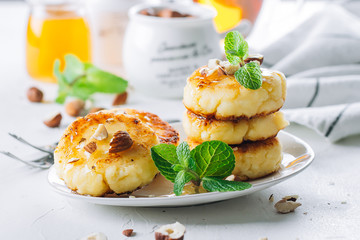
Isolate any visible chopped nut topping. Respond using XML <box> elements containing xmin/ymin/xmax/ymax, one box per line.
<box><xmin>109</xmin><ymin>131</ymin><xmax>133</xmax><ymax>153</ymax></box>
<box><xmin>92</xmin><ymin>124</ymin><xmax>108</xmax><ymax>141</ymax></box>
<box><xmin>84</xmin><ymin>141</ymin><xmax>97</xmax><ymax>154</ymax></box>
<box><xmin>68</xmin><ymin>158</ymin><xmax>80</xmax><ymax>163</ymax></box>
<box><xmin>244</xmin><ymin>54</ymin><xmax>264</xmax><ymax>65</ymax></box>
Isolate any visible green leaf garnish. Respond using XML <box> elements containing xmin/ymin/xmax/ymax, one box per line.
<box><xmin>202</xmin><ymin>176</ymin><xmax>252</xmax><ymax>192</ymax></box>
<box><xmin>234</xmin><ymin>61</ymin><xmax>262</xmax><ymax>90</ymax></box>
<box><xmin>224</xmin><ymin>31</ymin><xmax>262</xmax><ymax>90</ymax></box>
<box><xmin>151</xmin><ymin>140</ymin><xmax>252</xmax><ymax>196</ymax></box>
<box><xmin>53</xmin><ymin>54</ymin><xmax>128</xmax><ymax>104</ymax></box>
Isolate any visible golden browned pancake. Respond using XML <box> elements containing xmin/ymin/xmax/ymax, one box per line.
<box><xmin>183</xmin><ymin>67</ymin><xmax>286</xmax><ymax>120</ymax></box>
<box><xmin>54</xmin><ymin>110</ymin><xmax>177</xmax><ymax>197</ymax></box>
<box><xmin>108</xmin><ymin>108</ymin><xmax>179</xmax><ymax>145</ymax></box>
<box><xmin>183</xmin><ymin>110</ymin><xmax>288</xmax><ymax>144</ymax></box>
<box><xmin>187</xmin><ymin>137</ymin><xmax>282</xmax><ymax>180</ymax></box>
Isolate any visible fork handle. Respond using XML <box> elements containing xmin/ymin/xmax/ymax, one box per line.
<box><xmin>0</xmin><ymin>151</ymin><xmax>51</xmax><ymax>169</ymax></box>
<box><xmin>8</xmin><ymin>133</ymin><xmax>54</xmax><ymax>154</ymax></box>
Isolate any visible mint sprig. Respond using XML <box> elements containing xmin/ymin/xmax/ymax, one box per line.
<box><xmin>151</xmin><ymin>141</ymin><xmax>252</xmax><ymax>196</ymax></box>
<box><xmin>224</xmin><ymin>31</ymin><xmax>262</xmax><ymax>90</ymax></box>
<box><xmin>53</xmin><ymin>54</ymin><xmax>128</xmax><ymax>104</ymax></box>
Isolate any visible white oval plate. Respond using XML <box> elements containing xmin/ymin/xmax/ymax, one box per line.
<box><xmin>48</xmin><ymin>123</ymin><xmax>314</xmax><ymax>207</ymax></box>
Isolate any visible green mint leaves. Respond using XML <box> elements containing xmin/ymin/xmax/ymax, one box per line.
<box><xmin>151</xmin><ymin>141</ymin><xmax>252</xmax><ymax>196</ymax></box>
<box><xmin>224</xmin><ymin>31</ymin><xmax>262</xmax><ymax>90</ymax></box>
<box><xmin>53</xmin><ymin>54</ymin><xmax>128</xmax><ymax>104</ymax></box>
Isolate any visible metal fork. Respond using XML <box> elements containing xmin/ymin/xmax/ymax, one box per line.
<box><xmin>0</xmin><ymin>133</ymin><xmax>56</xmax><ymax>169</ymax></box>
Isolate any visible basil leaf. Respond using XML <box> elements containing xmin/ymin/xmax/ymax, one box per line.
<box><xmin>224</xmin><ymin>31</ymin><xmax>248</xmax><ymax>65</ymax></box>
<box><xmin>151</xmin><ymin>144</ymin><xmax>179</xmax><ymax>182</ymax></box>
<box><xmin>86</xmin><ymin>67</ymin><xmax>127</xmax><ymax>94</ymax></box>
<box><xmin>202</xmin><ymin>176</ymin><xmax>252</xmax><ymax>192</ymax></box>
<box><xmin>191</xmin><ymin>140</ymin><xmax>235</xmax><ymax>179</ymax></box>
<box><xmin>234</xmin><ymin>62</ymin><xmax>262</xmax><ymax>90</ymax></box>
<box><xmin>174</xmin><ymin>170</ymin><xmax>194</xmax><ymax>196</ymax></box>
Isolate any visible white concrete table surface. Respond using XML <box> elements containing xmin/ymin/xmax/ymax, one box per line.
<box><xmin>0</xmin><ymin>2</ymin><xmax>359</xmax><ymax>240</ymax></box>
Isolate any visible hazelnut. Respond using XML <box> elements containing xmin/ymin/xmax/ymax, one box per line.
<box><xmin>225</xmin><ymin>174</ymin><xmax>242</xmax><ymax>181</ymax></box>
<box><xmin>112</xmin><ymin>92</ymin><xmax>128</xmax><ymax>106</ymax></box>
<box><xmin>27</xmin><ymin>87</ymin><xmax>43</xmax><ymax>102</ymax></box>
<box><xmin>92</xmin><ymin>124</ymin><xmax>108</xmax><ymax>141</ymax></box>
<box><xmin>43</xmin><ymin>113</ymin><xmax>62</xmax><ymax>128</ymax></box>
<box><xmin>84</xmin><ymin>141</ymin><xmax>97</xmax><ymax>154</ymax></box>
<box><xmin>155</xmin><ymin>222</ymin><xmax>186</xmax><ymax>240</ymax></box>
<box><xmin>244</xmin><ymin>54</ymin><xmax>264</xmax><ymax>65</ymax></box>
<box><xmin>65</xmin><ymin>99</ymin><xmax>85</xmax><ymax>117</ymax></box>
<box><xmin>109</xmin><ymin>131</ymin><xmax>133</xmax><ymax>153</ymax></box>
<box><xmin>122</xmin><ymin>229</ymin><xmax>134</xmax><ymax>237</ymax></box>
<box><xmin>89</xmin><ymin>107</ymin><xmax>105</xmax><ymax>113</ymax></box>
<box><xmin>274</xmin><ymin>197</ymin><xmax>301</xmax><ymax>214</ymax></box>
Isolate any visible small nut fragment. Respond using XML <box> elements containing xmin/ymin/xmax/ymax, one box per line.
<box><xmin>122</xmin><ymin>229</ymin><xmax>134</xmax><ymax>237</ymax></box>
<box><xmin>65</xmin><ymin>99</ymin><xmax>85</xmax><ymax>117</ymax></box>
<box><xmin>92</xmin><ymin>124</ymin><xmax>108</xmax><ymax>141</ymax></box>
<box><xmin>155</xmin><ymin>222</ymin><xmax>186</xmax><ymax>240</ymax></box>
<box><xmin>269</xmin><ymin>194</ymin><xmax>274</xmax><ymax>202</ymax></box>
<box><xmin>44</xmin><ymin>113</ymin><xmax>62</xmax><ymax>128</ymax></box>
<box><xmin>275</xmin><ymin>198</ymin><xmax>301</xmax><ymax>214</ymax></box>
<box><xmin>109</xmin><ymin>131</ymin><xmax>133</xmax><ymax>153</ymax></box>
<box><xmin>27</xmin><ymin>87</ymin><xmax>43</xmax><ymax>102</ymax></box>
<box><xmin>199</xmin><ymin>67</ymin><xmax>209</xmax><ymax>76</ymax></box>
<box><xmin>283</xmin><ymin>195</ymin><xmax>299</xmax><ymax>202</ymax></box>
<box><xmin>244</xmin><ymin>54</ymin><xmax>264</xmax><ymax>65</ymax></box>
<box><xmin>80</xmin><ymin>232</ymin><xmax>108</xmax><ymax>240</ymax></box>
<box><xmin>84</xmin><ymin>141</ymin><xmax>97</xmax><ymax>154</ymax></box>
<box><xmin>217</xmin><ymin>67</ymin><xmax>226</xmax><ymax>76</ymax></box>
<box><xmin>207</xmin><ymin>58</ymin><xmax>221</xmax><ymax>69</ymax></box>
<box><xmin>68</xmin><ymin>158</ymin><xmax>80</xmax><ymax>163</ymax></box>
<box><xmin>112</xmin><ymin>92</ymin><xmax>128</xmax><ymax>106</ymax></box>
<box><xmin>89</xmin><ymin>107</ymin><xmax>105</xmax><ymax>113</ymax></box>
<box><xmin>225</xmin><ymin>174</ymin><xmax>242</xmax><ymax>181</ymax></box>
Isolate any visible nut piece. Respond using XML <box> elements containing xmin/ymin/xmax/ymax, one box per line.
<box><xmin>89</xmin><ymin>107</ymin><xmax>105</xmax><ymax>113</ymax></box>
<box><xmin>84</xmin><ymin>141</ymin><xmax>97</xmax><ymax>154</ymax></box>
<box><xmin>244</xmin><ymin>54</ymin><xmax>264</xmax><ymax>65</ymax></box>
<box><xmin>80</xmin><ymin>232</ymin><xmax>108</xmax><ymax>240</ymax></box>
<box><xmin>68</xmin><ymin>158</ymin><xmax>80</xmax><ymax>163</ymax></box>
<box><xmin>155</xmin><ymin>222</ymin><xmax>186</xmax><ymax>240</ymax></box>
<box><xmin>217</xmin><ymin>67</ymin><xmax>227</xmax><ymax>76</ymax></box>
<box><xmin>109</xmin><ymin>131</ymin><xmax>133</xmax><ymax>153</ymax></box>
<box><xmin>199</xmin><ymin>67</ymin><xmax>209</xmax><ymax>76</ymax></box>
<box><xmin>207</xmin><ymin>58</ymin><xmax>221</xmax><ymax>69</ymax></box>
<box><xmin>112</xmin><ymin>92</ymin><xmax>128</xmax><ymax>106</ymax></box>
<box><xmin>44</xmin><ymin>113</ymin><xmax>62</xmax><ymax>128</ymax></box>
<box><xmin>269</xmin><ymin>194</ymin><xmax>274</xmax><ymax>202</ymax></box>
<box><xmin>225</xmin><ymin>174</ymin><xmax>242</xmax><ymax>181</ymax></box>
<box><xmin>122</xmin><ymin>229</ymin><xmax>134</xmax><ymax>237</ymax></box>
<box><xmin>283</xmin><ymin>195</ymin><xmax>299</xmax><ymax>202</ymax></box>
<box><xmin>65</xmin><ymin>99</ymin><xmax>85</xmax><ymax>117</ymax></box>
<box><xmin>27</xmin><ymin>87</ymin><xmax>43</xmax><ymax>102</ymax></box>
<box><xmin>92</xmin><ymin>124</ymin><xmax>108</xmax><ymax>141</ymax></box>
<box><xmin>275</xmin><ymin>198</ymin><xmax>302</xmax><ymax>214</ymax></box>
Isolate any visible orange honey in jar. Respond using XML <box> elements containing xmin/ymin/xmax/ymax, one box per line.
<box><xmin>26</xmin><ymin>1</ymin><xmax>91</xmax><ymax>83</ymax></box>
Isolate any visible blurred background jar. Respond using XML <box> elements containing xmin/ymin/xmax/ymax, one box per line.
<box><xmin>26</xmin><ymin>0</ymin><xmax>91</xmax><ymax>83</ymax></box>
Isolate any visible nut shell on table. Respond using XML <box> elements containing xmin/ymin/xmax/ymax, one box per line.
<box><xmin>109</xmin><ymin>131</ymin><xmax>133</xmax><ymax>153</ymax></box>
<box><xmin>112</xmin><ymin>92</ymin><xmax>128</xmax><ymax>106</ymax></box>
<box><xmin>65</xmin><ymin>99</ymin><xmax>85</xmax><ymax>117</ymax></box>
<box><xmin>27</xmin><ymin>87</ymin><xmax>43</xmax><ymax>102</ymax></box>
<box><xmin>43</xmin><ymin>113</ymin><xmax>62</xmax><ymax>128</ymax></box>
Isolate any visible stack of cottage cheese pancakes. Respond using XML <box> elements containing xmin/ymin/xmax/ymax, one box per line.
<box><xmin>183</xmin><ymin>59</ymin><xmax>289</xmax><ymax>180</ymax></box>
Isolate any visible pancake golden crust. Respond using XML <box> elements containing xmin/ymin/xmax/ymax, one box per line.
<box><xmin>183</xmin><ymin>110</ymin><xmax>289</xmax><ymax>145</ymax></box>
<box><xmin>187</xmin><ymin>137</ymin><xmax>282</xmax><ymax>180</ymax></box>
<box><xmin>183</xmin><ymin>67</ymin><xmax>287</xmax><ymax>120</ymax></box>
<box><xmin>108</xmin><ymin>108</ymin><xmax>180</xmax><ymax>145</ymax></box>
<box><xmin>54</xmin><ymin>111</ymin><xmax>160</xmax><ymax>197</ymax></box>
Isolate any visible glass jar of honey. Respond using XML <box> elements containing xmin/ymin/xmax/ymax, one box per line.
<box><xmin>26</xmin><ymin>0</ymin><xmax>91</xmax><ymax>83</ymax></box>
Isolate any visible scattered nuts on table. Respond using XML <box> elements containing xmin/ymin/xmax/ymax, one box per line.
<box><xmin>122</xmin><ymin>229</ymin><xmax>134</xmax><ymax>237</ymax></box>
<box><xmin>109</xmin><ymin>131</ymin><xmax>133</xmax><ymax>153</ymax></box>
<box><xmin>65</xmin><ymin>99</ymin><xmax>85</xmax><ymax>117</ymax></box>
<box><xmin>27</xmin><ymin>86</ymin><xmax>43</xmax><ymax>102</ymax></box>
<box><xmin>112</xmin><ymin>92</ymin><xmax>128</xmax><ymax>106</ymax></box>
<box><xmin>43</xmin><ymin>112</ymin><xmax>62</xmax><ymax>128</ymax></box>
<box><xmin>80</xmin><ymin>232</ymin><xmax>108</xmax><ymax>240</ymax></box>
<box><xmin>155</xmin><ymin>222</ymin><xmax>186</xmax><ymax>240</ymax></box>
<box><xmin>274</xmin><ymin>195</ymin><xmax>302</xmax><ymax>214</ymax></box>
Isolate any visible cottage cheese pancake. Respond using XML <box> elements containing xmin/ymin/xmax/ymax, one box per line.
<box><xmin>187</xmin><ymin>137</ymin><xmax>282</xmax><ymax>180</ymax></box>
<box><xmin>54</xmin><ymin>110</ymin><xmax>172</xmax><ymax>197</ymax></box>
<box><xmin>183</xmin><ymin>67</ymin><xmax>286</xmax><ymax>120</ymax></box>
<box><xmin>183</xmin><ymin>110</ymin><xmax>288</xmax><ymax>144</ymax></box>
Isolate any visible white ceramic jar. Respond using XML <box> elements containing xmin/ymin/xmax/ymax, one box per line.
<box><xmin>123</xmin><ymin>3</ymin><xmax>221</xmax><ymax>98</ymax></box>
